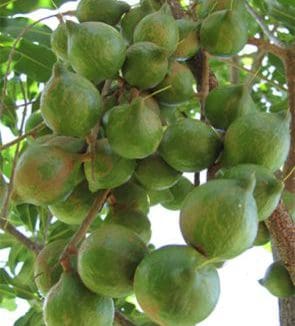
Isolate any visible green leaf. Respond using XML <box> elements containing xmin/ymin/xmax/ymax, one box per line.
<box><xmin>15</xmin><ymin>204</ymin><xmax>38</xmax><ymax>233</ymax></box>
<box><xmin>0</xmin><ymin>17</ymin><xmax>52</xmax><ymax>48</ymax></box>
<box><xmin>0</xmin><ymin>297</ymin><xmax>17</xmax><ymax>311</ymax></box>
<box><xmin>14</xmin><ymin>308</ymin><xmax>44</xmax><ymax>326</ymax></box>
<box><xmin>0</xmin><ymin>284</ymin><xmax>16</xmax><ymax>298</ymax></box>
<box><xmin>13</xmin><ymin>39</ymin><xmax>56</xmax><ymax>82</ymax></box>
<box><xmin>0</xmin><ymin>233</ymin><xmax>17</xmax><ymax>249</ymax></box>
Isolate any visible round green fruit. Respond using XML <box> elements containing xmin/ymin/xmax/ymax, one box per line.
<box><xmin>14</xmin><ymin>141</ymin><xmax>83</xmax><ymax>206</ymax></box>
<box><xmin>147</xmin><ymin>188</ymin><xmax>173</xmax><ymax>206</ymax></box>
<box><xmin>25</xmin><ymin>111</ymin><xmax>51</xmax><ymax>143</ymax></box>
<box><xmin>122</xmin><ymin>42</ymin><xmax>168</xmax><ymax>89</ymax></box>
<box><xmin>106</xmin><ymin>97</ymin><xmax>163</xmax><ymax>159</ymax></box>
<box><xmin>110</xmin><ymin>181</ymin><xmax>150</xmax><ymax>214</ymax></box>
<box><xmin>198</xmin><ymin>0</ymin><xmax>245</xmax><ymax>18</ymax></box>
<box><xmin>222</xmin><ymin>111</ymin><xmax>291</xmax><ymax>171</ymax></box>
<box><xmin>78</xmin><ymin>224</ymin><xmax>148</xmax><ymax>298</ymax></box>
<box><xmin>200</xmin><ymin>9</ymin><xmax>248</xmax><ymax>56</ymax></box>
<box><xmin>77</xmin><ymin>0</ymin><xmax>130</xmax><ymax>26</ymax></box>
<box><xmin>259</xmin><ymin>261</ymin><xmax>295</xmax><ymax>298</ymax></box>
<box><xmin>159</xmin><ymin>118</ymin><xmax>222</xmax><ymax>172</ymax></box>
<box><xmin>134</xmin><ymin>3</ymin><xmax>179</xmax><ymax>55</ymax></box>
<box><xmin>84</xmin><ymin>138</ymin><xmax>135</xmax><ymax>192</ymax></box>
<box><xmin>204</xmin><ymin>84</ymin><xmax>256</xmax><ymax>129</ymax></box>
<box><xmin>44</xmin><ymin>271</ymin><xmax>114</xmax><ymax>326</ymax></box>
<box><xmin>41</xmin><ymin>63</ymin><xmax>102</xmax><ymax>138</ymax></box>
<box><xmin>180</xmin><ymin>177</ymin><xmax>258</xmax><ymax>260</ymax></box>
<box><xmin>34</xmin><ymin>239</ymin><xmax>66</xmax><ymax>295</ymax></box>
<box><xmin>217</xmin><ymin>164</ymin><xmax>283</xmax><ymax>221</ymax></box>
<box><xmin>154</xmin><ymin>61</ymin><xmax>196</xmax><ymax>105</ymax></box>
<box><xmin>254</xmin><ymin>222</ymin><xmax>270</xmax><ymax>246</ymax></box>
<box><xmin>49</xmin><ymin>181</ymin><xmax>98</xmax><ymax>225</ymax></box>
<box><xmin>51</xmin><ymin>23</ymin><xmax>68</xmax><ymax>62</ymax></box>
<box><xmin>121</xmin><ymin>6</ymin><xmax>145</xmax><ymax>42</ymax></box>
<box><xmin>162</xmin><ymin>176</ymin><xmax>194</xmax><ymax>210</ymax></box>
<box><xmin>66</xmin><ymin>21</ymin><xmax>126</xmax><ymax>83</ymax></box>
<box><xmin>105</xmin><ymin>208</ymin><xmax>151</xmax><ymax>243</ymax></box>
<box><xmin>134</xmin><ymin>245</ymin><xmax>220</xmax><ymax>326</ymax></box>
<box><xmin>135</xmin><ymin>154</ymin><xmax>181</xmax><ymax>190</ymax></box>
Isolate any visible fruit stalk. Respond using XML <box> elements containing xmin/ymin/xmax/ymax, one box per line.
<box><xmin>59</xmin><ymin>189</ymin><xmax>111</xmax><ymax>271</ymax></box>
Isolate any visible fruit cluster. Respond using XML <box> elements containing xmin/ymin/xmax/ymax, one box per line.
<box><xmin>9</xmin><ymin>0</ymin><xmax>294</xmax><ymax>325</ymax></box>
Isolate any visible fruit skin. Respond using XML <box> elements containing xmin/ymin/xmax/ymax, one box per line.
<box><xmin>204</xmin><ymin>84</ymin><xmax>256</xmax><ymax>129</ymax></box>
<box><xmin>134</xmin><ymin>245</ymin><xmax>220</xmax><ymax>326</ymax></box>
<box><xmin>105</xmin><ymin>208</ymin><xmax>151</xmax><ymax>243</ymax></box>
<box><xmin>41</xmin><ymin>63</ymin><xmax>102</xmax><ymax>138</ymax></box>
<box><xmin>254</xmin><ymin>222</ymin><xmax>270</xmax><ymax>246</ymax></box>
<box><xmin>174</xmin><ymin>19</ymin><xmax>200</xmax><ymax>60</ymax></box>
<box><xmin>84</xmin><ymin>138</ymin><xmax>136</xmax><ymax>192</ymax></box>
<box><xmin>121</xmin><ymin>6</ymin><xmax>145</xmax><ymax>42</ymax></box>
<box><xmin>135</xmin><ymin>154</ymin><xmax>181</xmax><ymax>190</ymax></box>
<box><xmin>159</xmin><ymin>118</ymin><xmax>222</xmax><ymax>172</ymax></box>
<box><xmin>24</xmin><ymin>111</ymin><xmax>51</xmax><ymax>143</ymax></box>
<box><xmin>77</xmin><ymin>0</ymin><xmax>130</xmax><ymax>26</ymax></box>
<box><xmin>14</xmin><ymin>141</ymin><xmax>83</xmax><ymax>206</ymax></box>
<box><xmin>134</xmin><ymin>3</ymin><xmax>179</xmax><ymax>55</ymax></box>
<box><xmin>49</xmin><ymin>181</ymin><xmax>98</xmax><ymax>225</ymax></box>
<box><xmin>66</xmin><ymin>21</ymin><xmax>126</xmax><ymax>83</ymax></box>
<box><xmin>217</xmin><ymin>164</ymin><xmax>283</xmax><ymax>221</ymax></box>
<box><xmin>122</xmin><ymin>42</ymin><xmax>168</xmax><ymax>90</ymax></box>
<box><xmin>44</xmin><ymin>271</ymin><xmax>114</xmax><ymax>326</ymax></box>
<box><xmin>106</xmin><ymin>97</ymin><xmax>163</xmax><ymax>159</ymax></box>
<box><xmin>147</xmin><ymin>188</ymin><xmax>173</xmax><ymax>206</ymax></box>
<box><xmin>78</xmin><ymin>224</ymin><xmax>148</xmax><ymax>298</ymax></box>
<box><xmin>34</xmin><ymin>239</ymin><xmax>67</xmax><ymax>296</ymax></box>
<box><xmin>50</xmin><ymin>23</ymin><xmax>68</xmax><ymax>61</ymax></box>
<box><xmin>162</xmin><ymin>176</ymin><xmax>194</xmax><ymax>210</ymax></box>
<box><xmin>180</xmin><ymin>177</ymin><xmax>258</xmax><ymax>260</ymax></box>
<box><xmin>198</xmin><ymin>0</ymin><xmax>245</xmax><ymax>18</ymax></box>
<box><xmin>154</xmin><ymin>61</ymin><xmax>196</xmax><ymax>105</ymax></box>
<box><xmin>200</xmin><ymin>9</ymin><xmax>248</xmax><ymax>56</ymax></box>
<box><xmin>283</xmin><ymin>190</ymin><xmax>295</xmax><ymax>222</ymax></box>
<box><xmin>259</xmin><ymin>261</ymin><xmax>295</xmax><ymax>298</ymax></box>
<box><xmin>222</xmin><ymin>111</ymin><xmax>291</xmax><ymax>171</ymax></box>
<box><xmin>110</xmin><ymin>181</ymin><xmax>150</xmax><ymax>214</ymax></box>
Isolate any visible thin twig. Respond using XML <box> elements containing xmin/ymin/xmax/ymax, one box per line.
<box><xmin>0</xmin><ymin>122</ymin><xmax>45</xmax><ymax>152</ymax></box>
<box><xmin>247</xmin><ymin>37</ymin><xmax>286</xmax><ymax>59</ymax></box>
<box><xmin>59</xmin><ymin>189</ymin><xmax>111</xmax><ymax>271</ymax></box>
<box><xmin>0</xmin><ymin>10</ymin><xmax>76</xmax><ymax>119</ymax></box>
<box><xmin>114</xmin><ymin>311</ymin><xmax>136</xmax><ymax>326</ymax></box>
<box><xmin>245</xmin><ymin>2</ymin><xmax>286</xmax><ymax>49</ymax></box>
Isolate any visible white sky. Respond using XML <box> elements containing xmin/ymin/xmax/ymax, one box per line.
<box><xmin>0</xmin><ymin>1</ymin><xmax>280</xmax><ymax>325</ymax></box>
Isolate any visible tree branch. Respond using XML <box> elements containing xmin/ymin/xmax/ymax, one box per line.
<box><xmin>59</xmin><ymin>189</ymin><xmax>111</xmax><ymax>271</ymax></box>
<box><xmin>247</xmin><ymin>37</ymin><xmax>286</xmax><ymax>59</ymax></box>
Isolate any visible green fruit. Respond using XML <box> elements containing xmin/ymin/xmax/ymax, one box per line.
<box><xmin>84</xmin><ymin>138</ymin><xmax>135</xmax><ymax>192</ymax></box>
<box><xmin>49</xmin><ymin>181</ymin><xmax>99</xmax><ymax>225</ymax></box>
<box><xmin>174</xmin><ymin>19</ymin><xmax>200</xmax><ymax>60</ymax></box>
<box><xmin>24</xmin><ymin>111</ymin><xmax>51</xmax><ymax>143</ymax></box>
<box><xmin>162</xmin><ymin>176</ymin><xmax>194</xmax><ymax>210</ymax></box>
<box><xmin>154</xmin><ymin>61</ymin><xmax>195</xmax><ymax>105</ymax></box>
<box><xmin>135</xmin><ymin>154</ymin><xmax>181</xmax><ymax>190</ymax></box>
<box><xmin>105</xmin><ymin>208</ymin><xmax>151</xmax><ymax>243</ymax></box>
<box><xmin>41</xmin><ymin>64</ymin><xmax>102</xmax><ymax>138</ymax></box>
<box><xmin>159</xmin><ymin>105</ymin><xmax>183</xmax><ymax>125</ymax></box>
<box><xmin>217</xmin><ymin>164</ymin><xmax>283</xmax><ymax>221</ymax></box>
<box><xmin>134</xmin><ymin>3</ymin><xmax>179</xmax><ymax>55</ymax></box>
<box><xmin>78</xmin><ymin>224</ymin><xmax>148</xmax><ymax>298</ymax></box>
<box><xmin>200</xmin><ymin>9</ymin><xmax>248</xmax><ymax>56</ymax></box>
<box><xmin>222</xmin><ymin>111</ymin><xmax>291</xmax><ymax>171</ymax></box>
<box><xmin>282</xmin><ymin>190</ymin><xmax>295</xmax><ymax>222</ymax></box>
<box><xmin>204</xmin><ymin>84</ymin><xmax>256</xmax><ymax>129</ymax></box>
<box><xmin>34</xmin><ymin>239</ymin><xmax>66</xmax><ymax>295</ymax></box>
<box><xmin>180</xmin><ymin>177</ymin><xmax>258</xmax><ymax>260</ymax></box>
<box><xmin>106</xmin><ymin>97</ymin><xmax>163</xmax><ymax>159</ymax></box>
<box><xmin>134</xmin><ymin>245</ymin><xmax>220</xmax><ymax>326</ymax></box>
<box><xmin>122</xmin><ymin>42</ymin><xmax>168</xmax><ymax>89</ymax></box>
<box><xmin>110</xmin><ymin>181</ymin><xmax>150</xmax><ymax>214</ymax></box>
<box><xmin>259</xmin><ymin>261</ymin><xmax>295</xmax><ymax>298</ymax></box>
<box><xmin>159</xmin><ymin>118</ymin><xmax>222</xmax><ymax>172</ymax></box>
<box><xmin>14</xmin><ymin>141</ymin><xmax>83</xmax><ymax>206</ymax></box>
<box><xmin>44</xmin><ymin>271</ymin><xmax>114</xmax><ymax>326</ymax></box>
<box><xmin>198</xmin><ymin>0</ymin><xmax>245</xmax><ymax>18</ymax></box>
<box><xmin>66</xmin><ymin>21</ymin><xmax>126</xmax><ymax>83</ymax></box>
<box><xmin>147</xmin><ymin>188</ymin><xmax>173</xmax><ymax>206</ymax></box>
<box><xmin>77</xmin><ymin>0</ymin><xmax>130</xmax><ymax>26</ymax></box>
<box><xmin>121</xmin><ymin>6</ymin><xmax>145</xmax><ymax>42</ymax></box>
<box><xmin>51</xmin><ymin>23</ymin><xmax>68</xmax><ymax>61</ymax></box>
<box><xmin>254</xmin><ymin>222</ymin><xmax>270</xmax><ymax>246</ymax></box>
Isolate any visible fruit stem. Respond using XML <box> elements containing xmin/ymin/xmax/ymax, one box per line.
<box><xmin>143</xmin><ymin>85</ymin><xmax>172</xmax><ymax>101</ymax></box>
<box><xmin>283</xmin><ymin>166</ymin><xmax>295</xmax><ymax>183</ymax></box>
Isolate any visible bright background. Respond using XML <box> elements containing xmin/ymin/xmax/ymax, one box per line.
<box><xmin>0</xmin><ymin>0</ymin><xmax>280</xmax><ymax>325</ymax></box>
